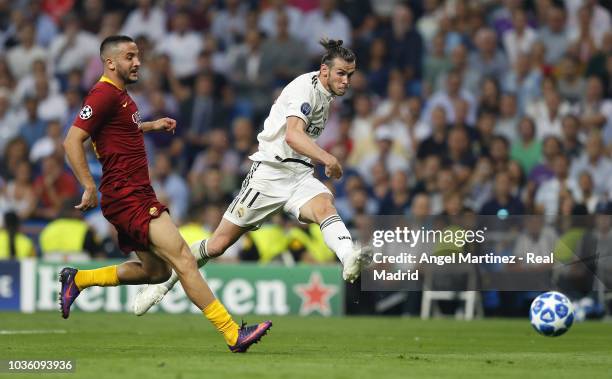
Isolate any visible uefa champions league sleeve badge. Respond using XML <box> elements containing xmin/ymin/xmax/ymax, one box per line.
<box><xmin>300</xmin><ymin>102</ymin><xmax>311</xmax><ymax>116</ymax></box>
<box><xmin>79</xmin><ymin>105</ymin><xmax>93</xmax><ymax>120</ymax></box>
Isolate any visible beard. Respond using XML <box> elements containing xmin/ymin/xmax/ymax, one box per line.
<box><xmin>118</xmin><ymin>67</ymin><xmax>138</xmax><ymax>84</ymax></box>
<box><xmin>326</xmin><ymin>76</ymin><xmax>348</xmax><ymax>96</ymax></box>
<box><xmin>330</xmin><ymin>84</ymin><xmax>345</xmax><ymax>96</ymax></box>
<box><xmin>325</xmin><ymin>76</ymin><xmax>342</xmax><ymax>96</ymax></box>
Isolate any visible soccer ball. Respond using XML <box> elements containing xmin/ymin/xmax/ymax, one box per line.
<box><xmin>530</xmin><ymin>291</ymin><xmax>574</xmax><ymax>337</ymax></box>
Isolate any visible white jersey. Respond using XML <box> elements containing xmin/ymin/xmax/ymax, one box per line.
<box><xmin>249</xmin><ymin>71</ymin><xmax>334</xmax><ymax>168</ymax></box>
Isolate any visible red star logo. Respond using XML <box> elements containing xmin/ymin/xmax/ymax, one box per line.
<box><xmin>293</xmin><ymin>272</ymin><xmax>338</xmax><ymax>316</ymax></box>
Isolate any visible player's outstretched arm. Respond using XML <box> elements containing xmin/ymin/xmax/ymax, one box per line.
<box><xmin>139</xmin><ymin>117</ymin><xmax>177</xmax><ymax>133</ymax></box>
<box><xmin>64</xmin><ymin>126</ymin><xmax>98</xmax><ymax>211</ymax></box>
<box><xmin>285</xmin><ymin>116</ymin><xmax>343</xmax><ymax>179</ymax></box>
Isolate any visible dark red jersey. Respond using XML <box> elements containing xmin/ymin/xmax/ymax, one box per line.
<box><xmin>73</xmin><ymin>77</ymin><xmax>149</xmax><ymax>193</ymax></box>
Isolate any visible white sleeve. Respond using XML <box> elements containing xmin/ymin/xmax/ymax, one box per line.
<box><xmin>285</xmin><ymin>79</ymin><xmax>315</xmax><ymax>125</ymax></box>
<box><xmin>120</xmin><ymin>12</ymin><xmax>138</xmax><ymax>38</ymax></box>
<box><xmin>534</xmin><ymin>182</ymin><xmax>547</xmax><ymax>207</ymax></box>
<box><xmin>155</xmin><ymin>37</ymin><xmax>171</xmax><ymax>55</ymax></box>
<box><xmin>48</xmin><ymin>36</ymin><xmax>63</xmax><ymax>64</ymax></box>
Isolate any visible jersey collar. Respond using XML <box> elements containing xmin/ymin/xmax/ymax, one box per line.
<box><xmin>99</xmin><ymin>75</ymin><xmax>124</xmax><ymax>91</ymax></box>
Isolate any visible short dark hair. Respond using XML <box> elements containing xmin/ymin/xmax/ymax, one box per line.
<box><xmin>492</xmin><ymin>135</ymin><xmax>510</xmax><ymax>148</ymax></box>
<box><xmin>320</xmin><ymin>39</ymin><xmax>356</xmax><ymax>68</ymax></box>
<box><xmin>100</xmin><ymin>35</ymin><xmax>134</xmax><ymax>58</ymax></box>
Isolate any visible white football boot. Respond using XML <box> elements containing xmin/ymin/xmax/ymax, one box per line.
<box><xmin>342</xmin><ymin>243</ymin><xmax>373</xmax><ymax>283</ymax></box>
<box><xmin>133</xmin><ymin>284</ymin><xmax>168</xmax><ymax>316</ymax></box>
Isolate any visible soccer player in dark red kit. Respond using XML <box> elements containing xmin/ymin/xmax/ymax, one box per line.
<box><xmin>60</xmin><ymin>35</ymin><xmax>271</xmax><ymax>353</ymax></box>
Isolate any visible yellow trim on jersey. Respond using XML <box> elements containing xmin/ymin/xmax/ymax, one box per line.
<box><xmin>91</xmin><ymin>141</ymin><xmax>100</xmax><ymax>159</ymax></box>
<box><xmin>99</xmin><ymin>75</ymin><xmax>123</xmax><ymax>90</ymax></box>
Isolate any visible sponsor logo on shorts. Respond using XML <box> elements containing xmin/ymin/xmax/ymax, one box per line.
<box><xmin>79</xmin><ymin>105</ymin><xmax>93</xmax><ymax>120</ymax></box>
<box><xmin>338</xmin><ymin>236</ymin><xmax>351</xmax><ymax>241</ymax></box>
<box><xmin>149</xmin><ymin>207</ymin><xmax>158</xmax><ymax>216</ymax></box>
<box><xmin>300</xmin><ymin>102</ymin><xmax>311</xmax><ymax>116</ymax></box>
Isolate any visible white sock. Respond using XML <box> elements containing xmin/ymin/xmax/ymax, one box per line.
<box><xmin>320</xmin><ymin>214</ymin><xmax>353</xmax><ymax>265</ymax></box>
<box><xmin>161</xmin><ymin>239</ymin><xmax>210</xmax><ymax>291</ymax></box>
<box><xmin>161</xmin><ymin>271</ymin><xmax>178</xmax><ymax>291</ymax></box>
<box><xmin>194</xmin><ymin>239</ymin><xmax>210</xmax><ymax>267</ymax></box>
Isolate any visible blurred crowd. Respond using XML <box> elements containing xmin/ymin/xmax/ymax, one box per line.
<box><xmin>0</xmin><ymin>0</ymin><xmax>611</xmax><ymax>261</ymax></box>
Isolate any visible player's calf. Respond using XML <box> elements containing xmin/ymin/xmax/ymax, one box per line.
<box><xmin>317</xmin><ymin>213</ymin><xmax>372</xmax><ymax>283</ymax></box>
<box><xmin>134</xmin><ymin>240</ymin><xmax>210</xmax><ymax>316</ymax></box>
<box><xmin>147</xmin><ymin>266</ymin><xmax>172</xmax><ymax>284</ymax></box>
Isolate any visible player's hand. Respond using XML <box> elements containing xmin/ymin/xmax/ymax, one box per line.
<box><xmin>324</xmin><ymin>156</ymin><xmax>343</xmax><ymax>180</ymax></box>
<box><xmin>75</xmin><ymin>186</ymin><xmax>98</xmax><ymax>211</ymax></box>
<box><xmin>155</xmin><ymin>117</ymin><xmax>177</xmax><ymax>133</ymax></box>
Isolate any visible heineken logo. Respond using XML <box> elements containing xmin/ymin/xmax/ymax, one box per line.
<box><xmin>293</xmin><ymin>272</ymin><xmax>339</xmax><ymax>316</ymax></box>
<box><xmin>23</xmin><ymin>262</ymin><xmax>343</xmax><ymax>316</ymax></box>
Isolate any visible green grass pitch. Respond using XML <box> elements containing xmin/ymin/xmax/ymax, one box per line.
<box><xmin>1</xmin><ymin>312</ymin><xmax>611</xmax><ymax>379</ymax></box>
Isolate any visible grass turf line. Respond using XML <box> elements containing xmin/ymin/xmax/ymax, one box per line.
<box><xmin>1</xmin><ymin>312</ymin><xmax>611</xmax><ymax>379</ymax></box>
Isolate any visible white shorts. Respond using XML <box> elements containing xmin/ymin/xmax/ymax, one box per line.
<box><xmin>223</xmin><ymin>160</ymin><xmax>332</xmax><ymax>228</ymax></box>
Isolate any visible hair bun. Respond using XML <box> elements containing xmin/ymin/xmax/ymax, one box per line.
<box><xmin>318</xmin><ymin>38</ymin><xmax>356</xmax><ymax>66</ymax></box>
<box><xmin>320</xmin><ymin>38</ymin><xmax>343</xmax><ymax>50</ymax></box>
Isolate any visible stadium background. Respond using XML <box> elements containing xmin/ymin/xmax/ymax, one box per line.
<box><xmin>0</xmin><ymin>0</ymin><xmax>611</xmax><ymax>319</ymax></box>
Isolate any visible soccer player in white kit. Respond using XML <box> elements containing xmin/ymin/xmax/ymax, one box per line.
<box><xmin>134</xmin><ymin>39</ymin><xmax>371</xmax><ymax>316</ymax></box>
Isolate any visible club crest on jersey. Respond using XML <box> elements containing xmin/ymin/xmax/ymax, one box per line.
<box><xmin>79</xmin><ymin>105</ymin><xmax>93</xmax><ymax>120</ymax></box>
<box><xmin>132</xmin><ymin>111</ymin><xmax>142</xmax><ymax>126</ymax></box>
<box><xmin>300</xmin><ymin>102</ymin><xmax>312</xmax><ymax>116</ymax></box>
